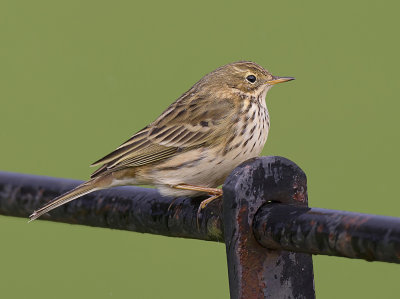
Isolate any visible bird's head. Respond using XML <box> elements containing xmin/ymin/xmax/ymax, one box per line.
<box><xmin>197</xmin><ymin>61</ymin><xmax>294</xmax><ymax>97</ymax></box>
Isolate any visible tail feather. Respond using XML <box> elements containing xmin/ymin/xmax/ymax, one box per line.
<box><xmin>29</xmin><ymin>178</ymin><xmax>106</xmax><ymax>222</ymax></box>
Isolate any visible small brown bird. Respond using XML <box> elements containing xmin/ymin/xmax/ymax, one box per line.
<box><xmin>29</xmin><ymin>61</ymin><xmax>294</xmax><ymax>221</ymax></box>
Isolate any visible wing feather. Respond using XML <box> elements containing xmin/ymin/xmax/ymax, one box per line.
<box><xmin>147</xmin><ymin>97</ymin><xmax>235</xmax><ymax>148</ymax></box>
<box><xmin>90</xmin><ymin>95</ymin><xmax>236</xmax><ymax>178</ymax></box>
<box><xmin>90</xmin><ymin>126</ymin><xmax>150</xmax><ymax>167</ymax></box>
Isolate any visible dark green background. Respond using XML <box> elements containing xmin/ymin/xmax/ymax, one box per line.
<box><xmin>1</xmin><ymin>1</ymin><xmax>399</xmax><ymax>298</ymax></box>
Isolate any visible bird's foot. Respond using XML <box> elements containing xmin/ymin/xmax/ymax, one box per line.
<box><xmin>171</xmin><ymin>184</ymin><xmax>223</xmax><ymax>229</ymax></box>
<box><xmin>167</xmin><ymin>197</ymin><xmax>179</xmax><ymax>211</ymax></box>
<box><xmin>196</xmin><ymin>194</ymin><xmax>222</xmax><ymax>229</ymax></box>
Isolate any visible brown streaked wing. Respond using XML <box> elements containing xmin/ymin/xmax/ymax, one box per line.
<box><xmin>107</xmin><ymin>143</ymin><xmax>180</xmax><ymax>168</ymax></box>
<box><xmin>90</xmin><ymin>126</ymin><xmax>150</xmax><ymax>167</ymax></box>
<box><xmin>148</xmin><ymin>97</ymin><xmax>235</xmax><ymax>148</ymax></box>
<box><xmin>90</xmin><ymin>141</ymin><xmax>182</xmax><ymax>177</ymax></box>
<box><xmin>90</xmin><ymin>164</ymin><xmax>108</xmax><ymax>178</ymax></box>
<box><xmin>90</xmin><ymin>95</ymin><xmax>236</xmax><ymax>176</ymax></box>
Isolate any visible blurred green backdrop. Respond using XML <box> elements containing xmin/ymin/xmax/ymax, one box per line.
<box><xmin>1</xmin><ymin>1</ymin><xmax>399</xmax><ymax>298</ymax></box>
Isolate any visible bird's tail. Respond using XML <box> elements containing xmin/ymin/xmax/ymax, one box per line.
<box><xmin>29</xmin><ymin>175</ymin><xmax>111</xmax><ymax>222</ymax></box>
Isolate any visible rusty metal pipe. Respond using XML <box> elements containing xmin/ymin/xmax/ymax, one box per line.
<box><xmin>1</xmin><ymin>170</ymin><xmax>400</xmax><ymax>266</ymax></box>
<box><xmin>0</xmin><ymin>171</ymin><xmax>224</xmax><ymax>242</ymax></box>
<box><xmin>253</xmin><ymin>203</ymin><xmax>400</xmax><ymax>264</ymax></box>
<box><xmin>223</xmin><ymin>156</ymin><xmax>315</xmax><ymax>299</ymax></box>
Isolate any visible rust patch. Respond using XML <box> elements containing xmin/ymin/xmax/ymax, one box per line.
<box><xmin>292</xmin><ymin>180</ymin><xmax>306</xmax><ymax>204</ymax></box>
<box><xmin>341</xmin><ymin>215</ymin><xmax>371</xmax><ymax>230</ymax></box>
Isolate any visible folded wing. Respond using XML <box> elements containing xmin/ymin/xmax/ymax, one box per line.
<box><xmin>90</xmin><ymin>96</ymin><xmax>235</xmax><ymax>178</ymax></box>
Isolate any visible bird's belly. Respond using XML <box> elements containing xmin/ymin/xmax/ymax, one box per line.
<box><xmin>148</xmin><ymin>117</ymin><xmax>269</xmax><ymax>197</ymax></box>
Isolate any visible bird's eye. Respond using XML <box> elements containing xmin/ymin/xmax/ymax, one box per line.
<box><xmin>246</xmin><ymin>75</ymin><xmax>256</xmax><ymax>83</ymax></box>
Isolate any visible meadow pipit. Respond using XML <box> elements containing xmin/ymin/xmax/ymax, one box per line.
<box><xmin>29</xmin><ymin>61</ymin><xmax>294</xmax><ymax>221</ymax></box>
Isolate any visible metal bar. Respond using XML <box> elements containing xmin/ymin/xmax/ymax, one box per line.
<box><xmin>253</xmin><ymin>203</ymin><xmax>400</xmax><ymax>264</ymax></box>
<box><xmin>1</xmin><ymin>157</ymin><xmax>400</xmax><ymax>266</ymax></box>
<box><xmin>0</xmin><ymin>171</ymin><xmax>223</xmax><ymax>242</ymax></box>
<box><xmin>222</xmin><ymin>156</ymin><xmax>315</xmax><ymax>299</ymax></box>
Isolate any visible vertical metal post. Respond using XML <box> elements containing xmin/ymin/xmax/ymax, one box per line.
<box><xmin>223</xmin><ymin>156</ymin><xmax>315</xmax><ymax>299</ymax></box>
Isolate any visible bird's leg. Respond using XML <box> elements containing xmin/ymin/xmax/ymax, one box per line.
<box><xmin>172</xmin><ymin>184</ymin><xmax>222</xmax><ymax>196</ymax></box>
<box><xmin>171</xmin><ymin>184</ymin><xmax>223</xmax><ymax>229</ymax></box>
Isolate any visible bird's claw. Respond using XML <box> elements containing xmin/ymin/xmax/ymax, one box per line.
<box><xmin>196</xmin><ymin>194</ymin><xmax>222</xmax><ymax>229</ymax></box>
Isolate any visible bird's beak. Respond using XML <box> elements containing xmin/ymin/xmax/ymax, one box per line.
<box><xmin>267</xmin><ymin>76</ymin><xmax>295</xmax><ymax>85</ymax></box>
